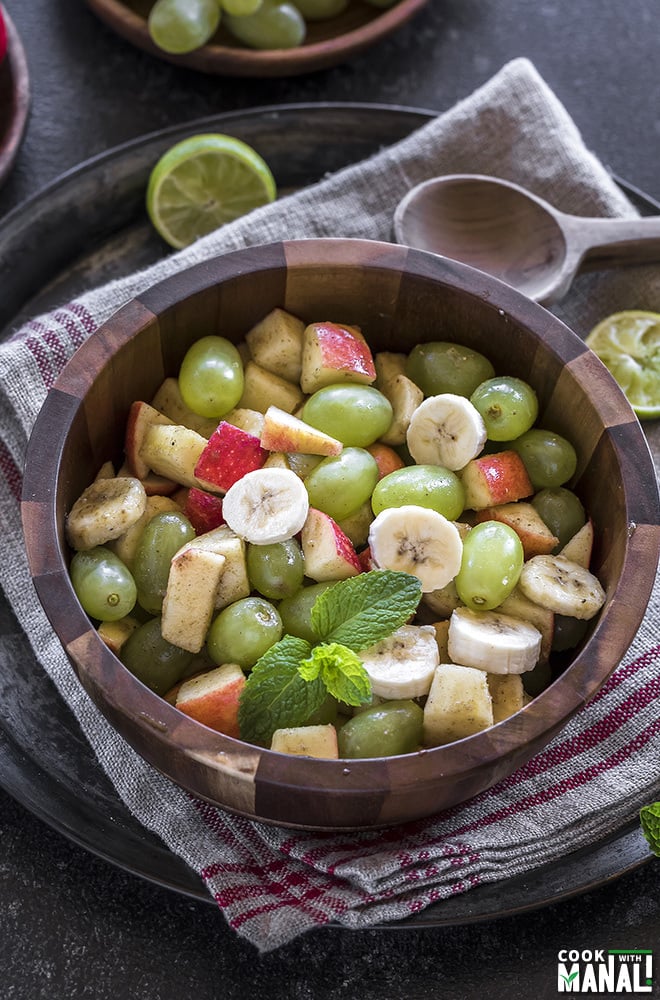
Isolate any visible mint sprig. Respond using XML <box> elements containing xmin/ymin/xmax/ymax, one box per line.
<box><xmin>299</xmin><ymin>643</ymin><xmax>372</xmax><ymax>707</ymax></box>
<box><xmin>311</xmin><ymin>570</ymin><xmax>422</xmax><ymax>651</ymax></box>
<box><xmin>640</xmin><ymin>801</ymin><xmax>660</xmax><ymax>856</ymax></box>
<box><xmin>238</xmin><ymin>635</ymin><xmax>327</xmax><ymax>747</ymax></box>
<box><xmin>238</xmin><ymin>570</ymin><xmax>423</xmax><ymax>747</ymax></box>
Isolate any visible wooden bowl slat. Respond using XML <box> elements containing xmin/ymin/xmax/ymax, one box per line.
<box><xmin>22</xmin><ymin>238</ymin><xmax>660</xmax><ymax>830</ymax></box>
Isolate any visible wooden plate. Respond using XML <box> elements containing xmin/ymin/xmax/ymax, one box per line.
<box><xmin>84</xmin><ymin>0</ymin><xmax>430</xmax><ymax>77</ymax></box>
<box><xmin>0</xmin><ymin>4</ymin><xmax>30</xmax><ymax>187</ymax></box>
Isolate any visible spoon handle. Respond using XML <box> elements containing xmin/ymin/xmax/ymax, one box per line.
<box><xmin>564</xmin><ymin>213</ymin><xmax>660</xmax><ymax>269</ymax></box>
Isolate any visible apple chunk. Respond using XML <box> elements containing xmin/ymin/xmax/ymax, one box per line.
<box><xmin>150</xmin><ymin>377</ymin><xmax>218</xmax><ymax>438</ymax></box>
<box><xmin>270</xmin><ymin>724</ymin><xmax>339</xmax><ymax>758</ymax></box>
<box><xmin>460</xmin><ymin>450</ymin><xmax>533</xmax><ymax>510</ymax></box>
<box><xmin>475</xmin><ymin>501</ymin><xmax>559</xmax><ymax>558</ymax></box>
<box><xmin>300</xmin><ymin>321</ymin><xmax>376</xmax><ymax>394</ymax></box>
<box><xmin>301</xmin><ymin>508</ymin><xmax>362</xmax><ymax>581</ymax></box>
<box><xmin>260</xmin><ymin>406</ymin><xmax>343</xmax><ymax>457</ymax></box>
<box><xmin>161</xmin><ymin>545</ymin><xmax>227</xmax><ymax>653</ymax></box>
<box><xmin>245</xmin><ymin>307</ymin><xmax>305</xmax><ymax>384</ymax></box>
<box><xmin>423</xmin><ymin>663</ymin><xmax>494</xmax><ymax>746</ymax></box>
<box><xmin>184</xmin><ymin>487</ymin><xmax>225</xmax><ymax>535</ymax></box>
<box><xmin>194</xmin><ymin>421</ymin><xmax>267</xmax><ymax>493</ymax></box>
<box><xmin>175</xmin><ymin>663</ymin><xmax>245</xmax><ymax>737</ymax></box>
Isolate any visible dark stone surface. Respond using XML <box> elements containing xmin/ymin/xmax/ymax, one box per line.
<box><xmin>1</xmin><ymin>0</ymin><xmax>660</xmax><ymax>995</ymax></box>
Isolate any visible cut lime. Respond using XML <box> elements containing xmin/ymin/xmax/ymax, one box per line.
<box><xmin>585</xmin><ymin>310</ymin><xmax>660</xmax><ymax>420</ymax></box>
<box><xmin>146</xmin><ymin>133</ymin><xmax>277</xmax><ymax>249</ymax></box>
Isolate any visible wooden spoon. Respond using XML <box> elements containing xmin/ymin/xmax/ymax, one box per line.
<box><xmin>393</xmin><ymin>173</ymin><xmax>660</xmax><ymax>304</ymax></box>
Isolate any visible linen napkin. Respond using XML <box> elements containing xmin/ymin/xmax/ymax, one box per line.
<box><xmin>1</xmin><ymin>57</ymin><xmax>659</xmax><ymax>953</ymax></box>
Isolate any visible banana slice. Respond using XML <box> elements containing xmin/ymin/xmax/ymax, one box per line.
<box><xmin>406</xmin><ymin>393</ymin><xmax>487</xmax><ymax>470</ymax></box>
<box><xmin>65</xmin><ymin>476</ymin><xmax>147</xmax><ymax>551</ymax></box>
<box><xmin>518</xmin><ymin>554</ymin><xmax>606</xmax><ymax>620</ymax></box>
<box><xmin>448</xmin><ymin>606</ymin><xmax>542</xmax><ymax>674</ymax></box>
<box><xmin>359</xmin><ymin>624</ymin><xmax>439</xmax><ymax>699</ymax></box>
<box><xmin>368</xmin><ymin>504</ymin><xmax>463</xmax><ymax>593</ymax></box>
<box><xmin>221</xmin><ymin>467</ymin><xmax>309</xmax><ymax>545</ymax></box>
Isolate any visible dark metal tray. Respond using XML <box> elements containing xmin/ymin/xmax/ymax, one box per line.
<box><xmin>0</xmin><ymin>102</ymin><xmax>654</xmax><ymax>926</ymax></box>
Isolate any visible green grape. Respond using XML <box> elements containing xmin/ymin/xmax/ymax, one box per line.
<box><xmin>371</xmin><ymin>464</ymin><xmax>465</xmax><ymax>520</ymax></box>
<box><xmin>178</xmin><ymin>335</ymin><xmax>244</xmax><ymax>418</ymax></box>
<box><xmin>338</xmin><ymin>700</ymin><xmax>423</xmax><ymax>758</ymax></box>
<box><xmin>552</xmin><ymin>614</ymin><xmax>590</xmax><ymax>652</ymax></box>
<box><xmin>277</xmin><ymin>581</ymin><xmax>334</xmax><ymax>642</ymax></box>
<box><xmin>406</xmin><ymin>342</ymin><xmax>495</xmax><ymax>398</ymax></box>
<box><xmin>221</xmin><ymin>0</ymin><xmax>263</xmax><ymax>14</ymax></box>
<box><xmin>455</xmin><ymin>520</ymin><xmax>524</xmax><ymax>610</ymax></box>
<box><xmin>293</xmin><ymin>0</ymin><xmax>349</xmax><ymax>17</ymax></box>
<box><xmin>148</xmin><ymin>0</ymin><xmax>221</xmax><ymax>54</ymax></box>
<box><xmin>207</xmin><ymin>596</ymin><xmax>282</xmax><ymax>669</ymax></box>
<box><xmin>132</xmin><ymin>511</ymin><xmax>196</xmax><ymax>615</ymax></box>
<box><xmin>224</xmin><ymin>0</ymin><xmax>306</xmax><ymax>49</ymax></box>
<box><xmin>509</xmin><ymin>428</ymin><xmax>577</xmax><ymax>489</ymax></box>
<box><xmin>304</xmin><ymin>447</ymin><xmax>379</xmax><ymax>521</ymax></box>
<box><xmin>70</xmin><ymin>546</ymin><xmax>137</xmax><ymax>622</ymax></box>
<box><xmin>470</xmin><ymin>376</ymin><xmax>538</xmax><ymax>441</ymax></box>
<box><xmin>532</xmin><ymin>487</ymin><xmax>586</xmax><ymax>550</ymax></box>
<box><xmin>121</xmin><ymin>617</ymin><xmax>194</xmax><ymax>695</ymax></box>
<box><xmin>246</xmin><ymin>538</ymin><xmax>304</xmax><ymax>599</ymax></box>
<box><xmin>302</xmin><ymin>384</ymin><xmax>393</xmax><ymax>448</ymax></box>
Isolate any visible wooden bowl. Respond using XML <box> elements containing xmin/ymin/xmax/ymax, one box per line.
<box><xmin>22</xmin><ymin>238</ymin><xmax>660</xmax><ymax>831</ymax></box>
<box><xmin>0</xmin><ymin>4</ymin><xmax>30</xmax><ymax>187</ymax></box>
<box><xmin>84</xmin><ymin>0</ymin><xmax>430</xmax><ymax>77</ymax></box>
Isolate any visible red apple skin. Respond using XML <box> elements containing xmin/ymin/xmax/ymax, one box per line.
<box><xmin>461</xmin><ymin>451</ymin><xmax>533</xmax><ymax>509</ymax></box>
<box><xmin>313</xmin><ymin>322</ymin><xmax>375</xmax><ymax>378</ymax></box>
<box><xmin>175</xmin><ymin>665</ymin><xmax>245</xmax><ymax>738</ymax></box>
<box><xmin>194</xmin><ymin>421</ymin><xmax>267</xmax><ymax>492</ymax></box>
<box><xmin>358</xmin><ymin>545</ymin><xmax>375</xmax><ymax>571</ymax></box>
<box><xmin>301</xmin><ymin>322</ymin><xmax>377</xmax><ymax>392</ymax></box>
<box><xmin>302</xmin><ymin>508</ymin><xmax>362</xmax><ymax>580</ymax></box>
<box><xmin>185</xmin><ymin>487</ymin><xmax>225</xmax><ymax>535</ymax></box>
<box><xmin>260</xmin><ymin>406</ymin><xmax>342</xmax><ymax>456</ymax></box>
<box><xmin>124</xmin><ymin>400</ymin><xmax>177</xmax><ymax>494</ymax></box>
<box><xmin>367</xmin><ymin>442</ymin><xmax>406</xmax><ymax>479</ymax></box>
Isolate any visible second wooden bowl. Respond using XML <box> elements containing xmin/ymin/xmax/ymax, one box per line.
<box><xmin>22</xmin><ymin>238</ymin><xmax>660</xmax><ymax>830</ymax></box>
<box><xmin>84</xmin><ymin>0</ymin><xmax>430</xmax><ymax>77</ymax></box>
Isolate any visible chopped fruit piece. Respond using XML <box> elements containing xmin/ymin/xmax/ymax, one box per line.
<box><xmin>194</xmin><ymin>421</ymin><xmax>267</xmax><ymax>493</ymax></box>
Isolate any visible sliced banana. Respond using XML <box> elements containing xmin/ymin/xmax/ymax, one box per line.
<box><xmin>448</xmin><ymin>606</ymin><xmax>542</xmax><ymax>674</ymax></box>
<box><xmin>221</xmin><ymin>467</ymin><xmax>309</xmax><ymax>545</ymax></box>
<box><xmin>518</xmin><ymin>554</ymin><xmax>606</xmax><ymax>620</ymax></box>
<box><xmin>368</xmin><ymin>504</ymin><xmax>463</xmax><ymax>593</ymax></box>
<box><xmin>406</xmin><ymin>393</ymin><xmax>487</xmax><ymax>471</ymax></box>
<box><xmin>65</xmin><ymin>476</ymin><xmax>147</xmax><ymax>551</ymax></box>
<box><xmin>359</xmin><ymin>624</ymin><xmax>439</xmax><ymax>699</ymax></box>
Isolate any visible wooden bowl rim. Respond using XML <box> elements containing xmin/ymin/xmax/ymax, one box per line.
<box><xmin>0</xmin><ymin>4</ymin><xmax>30</xmax><ymax>188</ymax></box>
<box><xmin>83</xmin><ymin>0</ymin><xmax>430</xmax><ymax>77</ymax></box>
<box><xmin>22</xmin><ymin>238</ymin><xmax>660</xmax><ymax>825</ymax></box>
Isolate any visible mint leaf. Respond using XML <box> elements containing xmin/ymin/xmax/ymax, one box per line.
<box><xmin>298</xmin><ymin>642</ymin><xmax>372</xmax><ymax>707</ymax></box>
<box><xmin>640</xmin><ymin>801</ymin><xmax>660</xmax><ymax>856</ymax></box>
<box><xmin>311</xmin><ymin>570</ymin><xmax>422</xmax><ymax>652</ymax></box>
<box><xmin>238</xmin><ymin>635</ymin><xmax>327</xmax><ymax>747</ymax></box>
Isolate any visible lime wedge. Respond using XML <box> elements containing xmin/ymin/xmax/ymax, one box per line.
<box><xmin>585</xmin><ymin>310</ymin><xmax>660</xmax><ymax>420</ymax></box>
<box><xmin>146</xmin><ymin>133</ymin><xmax>277</xmax><ymax>249</ymax></box>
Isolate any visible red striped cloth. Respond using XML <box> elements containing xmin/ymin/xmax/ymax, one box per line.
<box><xmin>0</xmin><ymin>59</ymin><xmax>658</xmax><ymax>951</ymax></box>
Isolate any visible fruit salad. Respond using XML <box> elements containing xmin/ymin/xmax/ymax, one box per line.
<box><xmin>65</xmin><ymin>309</ymin><xmax>606</xmax><ymax>759</ymax></box>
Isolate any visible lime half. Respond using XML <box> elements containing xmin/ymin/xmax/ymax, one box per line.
<box><xmin>585</xmin><ymin>310</ymin><xmax>660</xmax><ymax>420</ymax></box>
<box><xmin>146</xmin><ymin>133</ymin><xmax>277</xmax><ymax>249</ymax></box>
